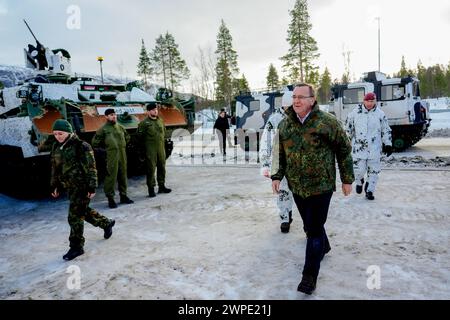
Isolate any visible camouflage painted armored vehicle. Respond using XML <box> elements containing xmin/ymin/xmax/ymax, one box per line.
<box><xmin>0</xmin><ymin>22</ymin><xmax>194</xmax><ymax>199</ymax></box>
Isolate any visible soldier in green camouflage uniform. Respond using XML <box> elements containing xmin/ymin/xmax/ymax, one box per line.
<box><xmin>92</xmin><ymin>108</ymin><xmax>133</xmax><ymax>208</ymax></box>
<box><xmin>51</xmin><ymin>119</ymin><xmax>115</xmax><ymax>261</ymax></box>
<box><xmin>136</xmin><ymin>103</ymin><xmax>172</xmax><ymax>197</ymax></box>
<box><xmin>271</xmin><ymin>83</ymin><xmax>354</xmax><ymax>295</ymax></box>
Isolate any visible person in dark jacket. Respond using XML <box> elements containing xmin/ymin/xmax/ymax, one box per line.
<box><xmin>213</xmin><ymin>110</ymin><xmax>230</xmax><ymax>155</ymax></box>
<box><xmin>50</xmin><ymin>119</ymin><xmax>115</xmax><ymax>261</ymax></box>
<box><xmin>271</xmin><ymin>83</ymin><xmax>354</xmax><ymax>295</ymax></box>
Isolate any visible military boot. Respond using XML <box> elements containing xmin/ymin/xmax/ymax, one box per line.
<box><xmin>108</xmin><ymin>197</ymin><xmax>118</xmax><ymax>209</ymax></box>
<box><xmin>148</xmin><ymin>188</ymin><xmax>156</xmax><ymax>198</ymax></box>
<box><xmin>356</xmin><ymin>178</ymin><xmax>364</xmax><ymax>194</ymax></box>
<box><xmin>63</xmin><ymin>247</ymin><xmax>84</xmax><ymax>261</ymax></box>
<box><xmin>280</xmin><ymin>211</ymin><xmax>293</xmax><ymax>233</ymax></box>
<box><xmin>297</xmin><ymin>274</ymin><xmax>317</xmax><ymax>295</ymax></box>
<box><xmin>120</xmin><ymin>195</ymin><xmax>134</xmax><ymax>204</ymax></box>
<box><xmin>104</xmin><ymin>219</ymin><xmax>115</xmax><ymax>239</ymax></box>
<box><xmin>365</xmin><ymin>191</ymin><xmax>375</xmax><ymax>200</ymax></box>
<box><xmin>323</xmin><ymin>242</ymin><xmax>331</xmax><ymax>255</ymax></box>
<box><xmin>158</xmin><ymin>185</ymin><xmax>172</xmax><ymax>194</ymax></box>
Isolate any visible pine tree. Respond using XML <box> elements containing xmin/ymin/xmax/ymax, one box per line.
<box><xmin>215</xmin><ymin>19</ymin><xmax>239</xmax><ymax>108</ymax></box>
<box><xmin>164</xmin><ymin>32</ymin><xmax>190</xmax><ymax>92</ymax></box>
<box><xmin>341</xmin><ymin>73</ymin><xmax>350</xmax><ymax>84</ymax></box>
<box><xmin>151</xmin><ymin>33</ymin><xmax>190</xmax><ymax>91</ymax></box>
<box><xmin>280</xmin><ymin>0</ymin><xmax>319</xmax><ymax>83</ymax></box>
<box><xmin>445</xmin><ymin>62</ymin><xmax>450</xmax><ymax>96</ymax></box>
<box><xmin>151</xmin><ymin>35</ymin><xmax>168</xmax><ymax>88</ymax></box>
<box><xmin>416</xmin><ymin>60</ymin><xmax>429</xmax><ymax>98</ymax></box>
<box><xmin>306</xmin><ymin>69</ymin><xmax>320</xmax><ymax>89</ymax></box>
<box><xmin>137</xmin><ymin>39</ymin><xmax>152</xmax><ymax>87</ymax></box>
<box><xmin>395</xmin><ymin>56</ymin><xmax>415</xmax><ymax>78</ymax></box>
<box><xmin>266</xmin><ymin>64</ymin><xmax>280</xmax><ymax>91</ymax></box>
<box><xmin>433</xmin><ymin>64</ymin><xmax>447</xmax><ymax>97</ymax></box>
<box><xmin>317</xmin><ymin>67</ymin><xmax>332</xmax><ymax>104</ymax></box>
<box><xmin>233</xmin><ymin>74</ymin><xmax>250</xmax><ymax>96</ymax></box>
<box><xmin>281</xmin><ymin>77</ymin><xmax>290</xmax><ymax>86</ymax></box>
<box><xmin>399</xmin><ymin>56</ymin><xmax>408</xmax><ymax>78</ymax></box>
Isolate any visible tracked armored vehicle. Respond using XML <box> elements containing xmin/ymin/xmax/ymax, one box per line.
<box><xmin>0</xmin><ymin>21</ymin><xmax>195</xmax><ymax>199</ymax></box>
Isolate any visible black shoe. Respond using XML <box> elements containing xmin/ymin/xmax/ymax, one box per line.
<box><xmin>364</xmin><ymin>182</ymin><xmax>369</xmax><ymax>193</ymax></box>
<box><xmin>120</xmin><ymin>195</ymin><xmax>134</xmax><ymax>204</ymax></box>
<box><xmin>323</xmin><ymin>242</ymin><xmax>331</xmax><ymax>255</ymax></box>
<box><xmin>108</xmin><ymin>197</ymin><xmax>118</xmax><ymax>209</ymax></box>
<box><xmin>104</xmin><ymin>219</ymin><xmax>115</xmax><ymax>239</ymax></box>
<box><xmin>63</xmin><ymin>248</ymin><xmax>84</xmax><ymax>261</ymax></box>
<box><xmin>297</xmin><ymin>274</ymin><xmax>317</xmax><ymax>295</ymax></box>
<box><xmin>158</xmin><ymin>186</ymin><xmax>172</xmax><ymax>194</ymax></box>
<box><xmin>148</xmin><ymin>188</ymin><xmax>156</xmax><ymax>198</ymax></box>
<box><xmin>365</xmin><ymin>191</ymin><xmax>375</xmax><ymax>200</ymax></box>
<box><xmin>280</xmin><ymin>222</ymin><xmax>290</xmax><ymax>233</ymax></box>
<box><xmin>356</xmin><ymin>185</ymin><xmax>362</xmax><ymax>194</ymax></box>
<box><xmin>356</xmin><ymin>179</ymin><xmax>364</xmax><ymax>194</ymax></box>
<box><xmin>280</xmin><ymin>211</ymin><xmax>293</xmax><ymax>233</ymax></box>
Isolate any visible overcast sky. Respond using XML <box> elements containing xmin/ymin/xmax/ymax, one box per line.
<box><xmin>1</xmin><ymin>0</ymin><xmax>449</xmax><ymax>91</ymax></box>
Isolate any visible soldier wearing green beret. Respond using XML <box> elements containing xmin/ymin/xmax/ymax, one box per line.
<box><xmin>51</xmin><ymin>119</ymin><xmax>115</xmax><ymax>261</ymax></box>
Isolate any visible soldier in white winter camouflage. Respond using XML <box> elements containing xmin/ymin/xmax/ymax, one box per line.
<box><xmin>345</xmin><ymin>92</ymin><xmax>393</xmax><ymax>200</ymax></box>
<box><xmin>260</xmin><ymin>90</ymin><xmax>294</xmax><ymax>233</ymax></box>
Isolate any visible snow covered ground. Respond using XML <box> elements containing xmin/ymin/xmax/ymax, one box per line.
<box><xmin>0</xmin><ymin>136</ymin><xmax>449</xmax><ymax>300</ymax></box>
<box><xmin>428</xmin><ymin>110</ymin><xmax>450</xmax><ymax>131</ymax></box>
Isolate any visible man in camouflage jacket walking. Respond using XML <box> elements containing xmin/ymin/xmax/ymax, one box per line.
<box><xmin>51</xmin><ymin>119</ymin><xmax>115</xmax><ymax>261</ymax></box>
<box><xmin>271</xmin><ymin>83</ymin><xmax>354</xmax><ymax>294</ymax></box>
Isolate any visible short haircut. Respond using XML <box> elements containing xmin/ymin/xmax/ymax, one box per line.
<box><xmin>294</xmin><ymin>83</ymin><xmax>316</xmax><ymax>97</ymax></box>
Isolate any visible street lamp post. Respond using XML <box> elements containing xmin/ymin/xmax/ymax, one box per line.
<box><xmin>375</xmin><ymin>17</ymin><xmax>381</xmax><ymax>72</ymax></box>
<box><xmin>97</xmin><ymin>56</ymin><xmax>104</xmax><ymax>84</ymax></box>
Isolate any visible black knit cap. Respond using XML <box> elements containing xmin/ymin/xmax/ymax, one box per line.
<box><xmin>104</xmin><ymin>108</ymin><xmax>116</xmax><ymax>116</ymax></box>
<box><xmin>146</xmin><ymin>102</ymin><xmax>157</xmax><ymax>111</ymax></box>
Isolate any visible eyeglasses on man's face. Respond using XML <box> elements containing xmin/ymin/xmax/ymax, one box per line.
<box><xmin>292</xmin><ymin>95</ymin><xmax>313</xmax><ymax>100</ymax></box>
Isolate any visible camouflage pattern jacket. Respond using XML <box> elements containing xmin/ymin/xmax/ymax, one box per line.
<box><xmin>271</xmin><ymin>104</ymin><xmax>354</xmax><ymax>198</ymax></box>
<box><xmin>50</xmin><ymin>134</ymin><xmax>98</xmax><ymax>193</ymax></box>
<box><xmin>260</xmin><ymin>108</ymin><xmax>286</xmax><ymax>175</ymax></box>
<box><xmin>345</xmin><ymin>105</ymin><xmax>392</xmax><ymax>160</ymax></box>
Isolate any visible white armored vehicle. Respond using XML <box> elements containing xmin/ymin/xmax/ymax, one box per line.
<box><xmin>329</xmin><ymin>71</ymin><xmax>431</xmax><ymax>150</ymax></box>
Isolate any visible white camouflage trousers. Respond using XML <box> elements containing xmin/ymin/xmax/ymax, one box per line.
<box><xmin>353</xmin><ymin>158</ymin><xmax>382</xmax><ymax>193</ymax></box>
<box><xmin>278</xmin><ymin>177</ymin><xmax>293</xmax><ymax>223</ymax></box>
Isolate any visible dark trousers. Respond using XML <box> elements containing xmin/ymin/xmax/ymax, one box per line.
<box><xmin>293</xmin><ymin>192</ymin><xmax>333</xmax><ymax>279</ymax></box>
<box><xmin>216</xmin><ymin>130</ymin><xmax>227</xmax><ymax>155</ymax></box>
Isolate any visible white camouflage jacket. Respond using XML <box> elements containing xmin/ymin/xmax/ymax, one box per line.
<box><xmin>345</xmin><ymin>104</ymin><xmax>392</xmax><ymax>160</ymax></box>
<box><xmin>260</xmin><ymin>108</ymin><xmax>286</xmax><ymax>175</ymax></box>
